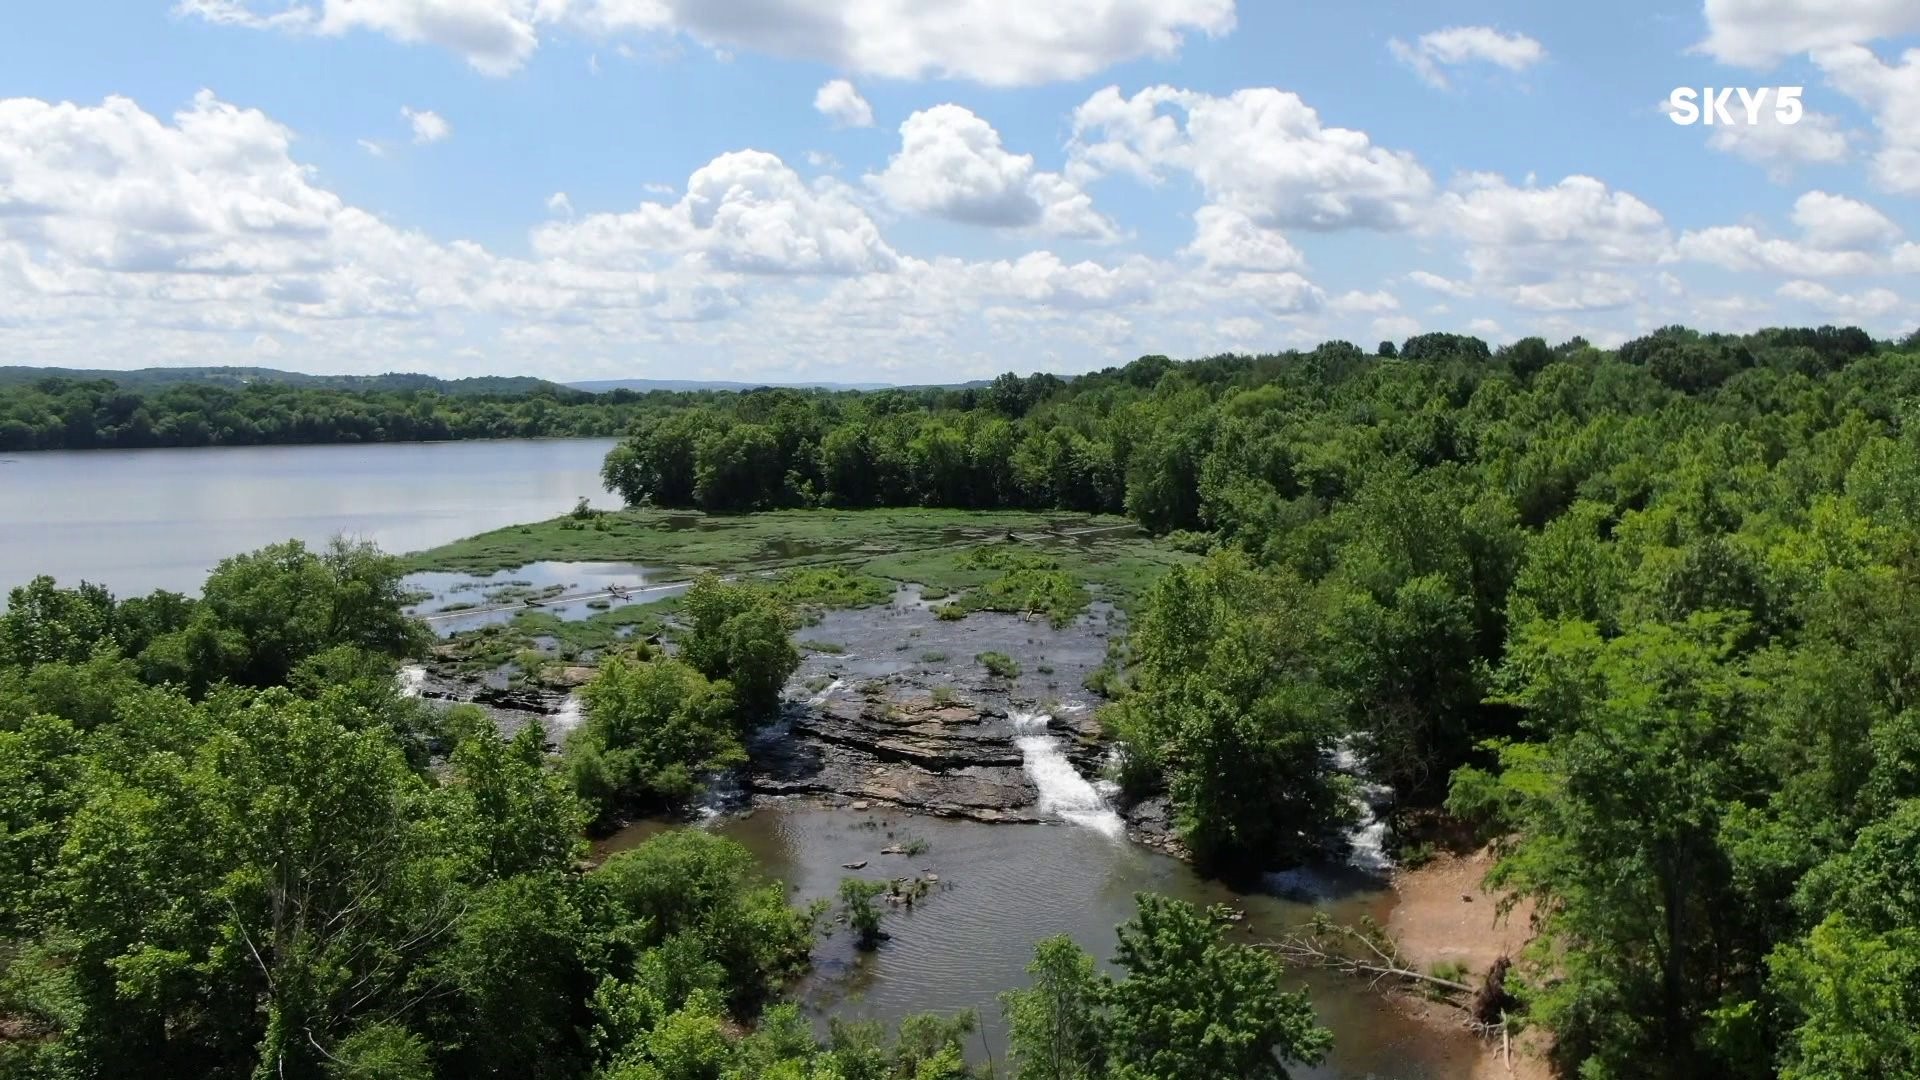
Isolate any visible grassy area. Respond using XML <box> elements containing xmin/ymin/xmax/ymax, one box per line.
<box><xmin>418</xmin><ymin>508</ymin><xmax>1193</xmax><ymax>683</ymax></box>
<box><xmin>409</xmin><ymin>507</ymin><xmax>1126</xmax><ymax>575</ymax></box>
<box><xmin>862</xmin><ymin>536</ymin><xmax>1191</xmax><ymax>613</ymax></box>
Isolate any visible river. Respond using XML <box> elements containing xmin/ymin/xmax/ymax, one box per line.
<box><xmin>3</xmin><ymin>437</ymin><xmax>1482</xmax><ymax>1077</ymax></box>
<box><xmin>600</xmin><ymin>804</ymin><xmax>1478</xmax><ymax>1079</ymax></box>
<box><xmin>0</xmin><ymin>438</ymin><xmax>619</xmax><ymax>596</ymax></box>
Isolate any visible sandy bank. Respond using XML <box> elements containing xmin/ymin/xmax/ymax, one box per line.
<box><xmin>1388</xmin><ymin>848</ymin><xmax>1552</xmax><ymax>1080</ymax></box>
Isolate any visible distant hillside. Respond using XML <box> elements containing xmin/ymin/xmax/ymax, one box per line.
<box><xmin>568</xmin><ymin>377</ymin><xmax>996</xmax><ymax>393</ymax></box>
<box><xmin>567</xmin><ymin>378</ymin><xmax>897</xmax><ymax>392</ymax></box>
<box><xmin>0</xmin><ymin>366</ymin><xmax>568</xmax><ymax>397</ymax></box>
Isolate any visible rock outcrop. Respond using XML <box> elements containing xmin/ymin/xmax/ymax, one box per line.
<box><xmin>749</xmin><ymin>688</ymin><xmax>1043</xmax><ymax>822</ymax></box>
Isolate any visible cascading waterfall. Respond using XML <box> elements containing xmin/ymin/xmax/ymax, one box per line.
<box><xmin>397</xmin><ymin>664</ymin><xmax>426</xmax><ymax>698</ymax></box>
<box><xmin>1009</xmin><ymin>711</ymin><xmax>1124</xmax><ymax>838</ymax></box>
<box><xmin>1332</xmin><ymin>739</ymin><xmax>1393</xmax><ymax>874</ymax></box>
<box><xmin>548</xmin><ymin>694</ymin><xmax>584</xmax><ymax>736</ymax></box>
<box><xmin>807</xmin><ymin>678</ymin><xmax>845</xmax><ymax>707</ymax></box>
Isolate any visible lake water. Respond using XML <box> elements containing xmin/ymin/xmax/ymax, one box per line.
<box><xmin>0</xmin><ymin>438</ymin><xmax>620</xmax><ymax>596</ymax></box>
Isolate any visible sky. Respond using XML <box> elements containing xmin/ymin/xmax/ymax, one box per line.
<box><xmin>2</xmin><ymin>1</ymin><xmax>1919</xmax><ymax>384</ymax></box>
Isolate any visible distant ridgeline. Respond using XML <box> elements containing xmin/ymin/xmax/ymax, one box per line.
<box><xmin>0</xmin><ymin>365</ymin><xmax>989</xmax><ymax>451</ymax></box>
<box><xmin>0</xmin><ymin>326</ymin><xmax>1894</xmax><ymax>452</ymax></box>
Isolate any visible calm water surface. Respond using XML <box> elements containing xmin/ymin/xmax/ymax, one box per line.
<box><xmin>602</xmin><ymin>805</ymin><xmax>1481</xmax><ymax>1080</ymax></box>
<box><xmin>2</xmin><ymin>437</ymin><xmax>1483</xmax><ymax>1076</ymax></box>
<box><xmin>0</xmin><ymin>438</ymin><xmax>619</xmax><ymax>595</ymax></box>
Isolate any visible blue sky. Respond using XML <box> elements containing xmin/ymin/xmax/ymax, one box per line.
<box><xmin>1</xmin><ymin>1</ymin><xmax>1917</xmax><ymax>383</ymax></box>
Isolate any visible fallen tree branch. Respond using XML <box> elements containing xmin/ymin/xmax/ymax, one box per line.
<box><xmin>1262</xmin><ymin>924</ymin><xmax>1474</xmax><ymax>996</ymax></box>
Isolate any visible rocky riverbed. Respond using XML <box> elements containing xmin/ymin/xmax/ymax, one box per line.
<box><xmin>414</xmin><ymin>582</ymin><xmax>1181</xmax><ymax>848</ymax></box>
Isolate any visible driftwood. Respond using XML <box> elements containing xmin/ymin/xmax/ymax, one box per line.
<box><xmin>1264</xmin><ymin>914</ymin><xmax>1516</xmax><ymax>1039</ymax></box>
<box><xmin>1263</xmin><ymin>915</ymin><xmax>1473</xmax><ymax>997</ymax></box>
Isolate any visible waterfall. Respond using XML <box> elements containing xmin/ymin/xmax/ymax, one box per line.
<box><xmin>548</xmin><ymin>694</ymin><xmax>585</xmax><ymax>736</ymax></box>
<box><xmin>807</xmin><ymin>678</ymin><xmax>845</xmax><ymax>706</ymax></box>
<box><xmin>397</xmin><ymin>664</ymin><xmax>426</xmax><ymax>698</ymax></box>
<box><xmin>1010</xmin><ymin>711</ymin><xmax>1124</xmax><ymax>838</ymax></box>
<box><xmin>1332</xmin><ymin>740</ymin><xmax>1394</xmax><ymax>874</ymax></box>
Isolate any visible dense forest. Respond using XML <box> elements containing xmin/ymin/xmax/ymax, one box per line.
<box><xmin>0</xmin><ymin>542</ymin><xmax>1328</xmax><ymax>1080</ymax></box>
<box><xmin>0</xmin><ymin>377</ymin><xmax>651</xmax><ymax>451</ymax></box>
<box><xmin>597</xmin><ymin>323</ymin><xmax>1920</xmax><ymax>1077</ymax></box>
<box><xmin>10</xmin><ymin>320</ymin><xmax>1920</xmax><ymax>1077</ymax></box>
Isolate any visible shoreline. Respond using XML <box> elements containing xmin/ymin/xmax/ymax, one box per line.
<box><xmin>1386</xmin><ymin>848</ymin><xmax>1551</xmax><ymax>1080</ymax></box>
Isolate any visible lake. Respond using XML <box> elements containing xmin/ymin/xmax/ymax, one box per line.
<box><xmin>0</xmin><ymin>438</ymin><xmax>620</xmax><ymax>596</ymax></box>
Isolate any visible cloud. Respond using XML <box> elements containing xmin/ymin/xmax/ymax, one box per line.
<box><xmin>1407</xmin><ymin>270</ymin><xmax>1474</xmax><ymax>297</ymax></box>
<box><xmin>175</xmin><ymin>0</ymin><xmax>541</xmax><ymax>76</ymax></box>
<box><xmin>867</xmin><ymin>105</ymin><xmax>1116</xmax><ymax>240</ymax></box>
<box><xmin>1070</xmin><ymin>85</ymin><xmax>1434</xmax><ymax>231</ymax></box>
<box><xmin>1776</xmin><ymin>280</ymin><xmax>1906</xmax><ymax>320</ymax></box>
<box><xmin>401</xmin><ymin>106</ymin><xmax>450</xmax><ymax>144</ymax></box>
<box><xmin>1330</xmin><ymin>289</ymin><xmax>1399</xmax><ymax>314</ymax></box>
<box><xmin>1698</xmin><ymin>0</ymin><xmax>1920</xmax><ymax>67</ymax></box>
<box><xmin>1704</xmin><ymin>106</ymin><xmax>1853</xmax><ymax>179</ymax></box>
<box><xmin>1388</xmin><ymin>26</ymin><xmax>1545</xmax><ymax>89</ymax></box>
<box><xmin>1814</xmin><ymin>45</ymin><xmax>1920</xmax><ymax>196</ymax></box>
<box><xmin>1674</xmin><ymin>191</ymin><xmax>1900</xmax><ymax>276</ymax></box>
<box><xmin>1438</xmin><ymin>173</ymin><xmax>1668</xmax><ymax>310</ymax></box>
<box><xmin>1791</xmin><ymin>190</ymin><xmax>1899</xmax><ymax>250</ymax></box>
<box><xmin>177</xmin><ymin>0</ymin><xmax>1237</xmax><ymax>85</ymax></box>
<box><xmin>813</xmin><ymin>79</ymin><xmax>873</xmax><ymax>128</ymax></box>
<box><xmin>1181</xmin><ymin>205</ymin><xmax>1303</xmax><ymax>272</ymax></box>
<box><xmin>536</xmin><ymin>150</ymin><xmax>899</xmax><ymax>275</ymax></box>
<box><xmin>546</xmin><ymin>191</ymin><xmax>573</xmax><ymax>217</ymax></box>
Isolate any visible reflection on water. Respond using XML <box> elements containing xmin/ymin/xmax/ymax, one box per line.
<box><xmin>0</xmin><ymin>438</ymin><xmax>619</xmax><ymax>595</ymax></box>
<box><xmin>404</xmin><ymin>560</ymin><xmax>672</xmax><ymax>635</ymax></box>
<box><xmin>599</xmin><ymin>804</ymin><xmax>1480</xmax><ymax>1079</ymax></box>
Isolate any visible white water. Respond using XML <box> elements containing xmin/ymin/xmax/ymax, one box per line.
<box><xmin>548</xmin><ymin>694</ymin><xmax>585</xmax><ymax>736</ymax></box>
<box><xmin>1333</xmin><ymin>740</ymin><xmax>1394</xmax><ymax>874</ymax></box>
<box><xmin>397</xmin><ymin>664</ymin><xmax>426</xmax><ymax>698</ymax></box>
<box><xmin>1010</xmin><ymin>711</ymin><xmax>1125</xmax><ymax>839</ymax></box>
<box><xmin>806</xmin><ymin>678</ymin><xmax>846</xmax><ymax>707</ymax></box>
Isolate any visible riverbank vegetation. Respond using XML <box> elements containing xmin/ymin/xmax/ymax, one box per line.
<box><xmin>0</xmin><ymin>375</ymin><xmax>654</xmax><ymax>451</ymax></box>
<box><xmin>0</xmin><ymin>540</ymin><xmax>1328</xmax><ymax>1079</ymax></box>
<box><xmin>594</xmin><ymin>323</ymin><xmax>1920</xmax><ymax>1077</ymax></box>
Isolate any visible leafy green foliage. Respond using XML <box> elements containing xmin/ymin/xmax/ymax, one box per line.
<box><xmin>567</xmin><ymin>656</ymin><xmax>743</xmax><ymax>822</ymax></box>
<box><xmin>1106</xmin><ymin>553</ymin><xmax>1342</xmax><ymax>869</ymax></box>
<box><xmin>975</xmin><ymin>651</ymin><xmax>1021</xmax><ymax>679</ymax></box>
<box><xmin>679</xmin><ymin>576</ymin><xmax>800</xmax><ymax>718</ymax></box>
<box><xmin>998</xmin><ymin>897</ymin><xmax>1330</xmax><ymax>1080</ymax></box>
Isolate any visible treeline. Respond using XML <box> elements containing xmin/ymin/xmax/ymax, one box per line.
<box><xmin>599</xmin><ymin>325</ymin><xmax>1893</xmax><ymax>515</ymax></box>
<box><xmin>0</xmin><ymin>544</ymin><xmax>1334</xmax><ymax>1079</ymax></box>
<box><xmin>0</xmin><ymin>378</ymin><xmax>658</xmax><ymax>451</ymax></box>
<box><xmin>604</xmin><ymin>322</ymin><xmax>1920</xmax><ymax>1077</ymax></box>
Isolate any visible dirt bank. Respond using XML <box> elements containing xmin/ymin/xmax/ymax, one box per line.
<box><xmin>1388</xmin><ymin>848</ymin><xmax>1551</xmax><ymax>1080</ymax></box>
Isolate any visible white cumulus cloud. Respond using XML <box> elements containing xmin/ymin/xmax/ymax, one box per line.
<box><xmin>177</xmin><ymin>0</ymin><xmax>1238</xmax><ymax>85</ymax></box>
<box><xmin>868</xmin><ymin>105</ymin><xmax>1116</xmax><ymax>239</ymax></box>
<box><xmin>813</xmin><ymin>79</ymin><xmax>873</xmax><ymax>128</ymax></box>
<box><xmin>1069</xmin><ymin>84</ymin><xmax>1434</xmax><ymax>231</ymax></box>
<box><xmin>1699</xmin><ymin>0</ymin><xmax>1920</xmax><ymax>67</ymax></box>
<box><xmin>1814</xmin><ymin>45</ymin><xmax>1920</xmax><ymax>196</ymax></box>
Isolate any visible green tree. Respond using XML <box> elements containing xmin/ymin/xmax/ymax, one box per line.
<box><xmin>1104</xmin><ymin>895</ymin><xmax>1331</xmax><ymax>1080</ymax></box>
<box><xmin>568</xmin><ymin>656</ymin><xmax>744</xmax><ymax>819</ymax></box>
<box><xmin>1000</xmin><ymin>935</ymin><xmax>1103</xmax><ymax>1080</ymax></box>
<box><xmin>679</xmin><ymin>577</ymin><xmax>799</xmax><ymax>718</ymax></box>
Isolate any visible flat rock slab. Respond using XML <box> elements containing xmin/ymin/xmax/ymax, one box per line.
<box><xmin>750</xmin><ymin>692</ymin><xmax>1042</xmax><ymax>821</ymax></box>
